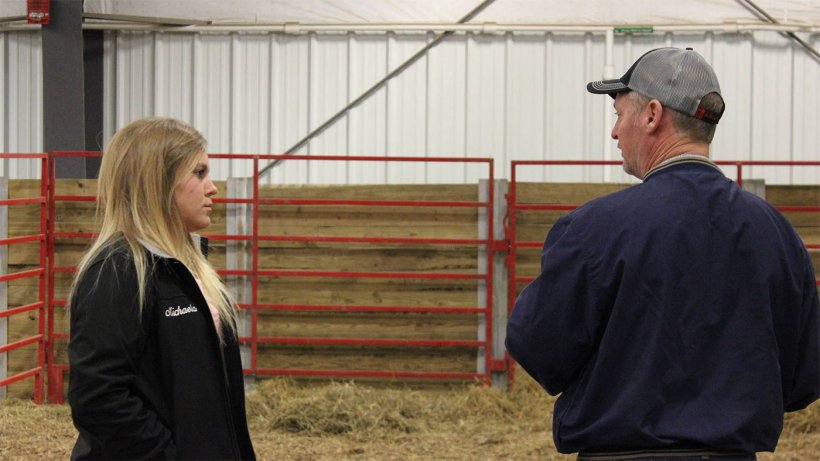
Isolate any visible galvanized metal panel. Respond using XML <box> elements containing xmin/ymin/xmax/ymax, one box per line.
<box><xmin>231</xmin><ymin>33</ymin><xmax>272</xmax><ymax>179</ymax></box>
<box><xmin>265</xmin><ymin>34</ymin><xmax>310</xmax><ymax>185</ymax></box>
<box><xmin>752</xmin><ymin>32</ymin><xmax>795</xmax><ymax>184</ymax></box>
<box><xmin>465</xmin><ymin>34</ymin><xmax>505</xmax><ymax>182</ymax></box>
<box><xmin>0</xmin><ymin>33</ymin><xmax>5</xmax><ymax>162</ymax></box>
<box><xmin>711</xmin><ymin>33</ymin><xmax>754</xmax><ymax>171</ymax></box>
<box><xmin>504</xmin><ymin>34</ymin><xmax>546</xmax><ymax>183</ymax></box>
<box><xmin>308</xmin><ymin>34</ymin><xmax>349</xmax><ymax>184</ymax></box>
<box><xmin>547</xmin><ymin>34</ymin><xmax>596</xmax><ymax>183</ymax></box>
<box><xmin>427</xmin><ymin>34</ymin><xmax>467</xmax><ymax>184</ymax></box>
<box><xmin>154</xmin><ymin>33</ymin><xmax>194</xmax><ymax>123</ymax></box>
<box><xmin>102</xmin><ymin>31</ymin><xmax>117</xmax><ymax>151</ymax></box>
<box><xmin>5</xmin><ymin>31</ymin><xmax>42</xmax><ymax>179</ymax></box>
<box><xmin>386</xmin><ymin>33</ymin><xmax>429</xmax><ymax>185</ymax></box>
<box><xmin>116</xmin><ymin>32</ymin><xmax>156</xmax><ymax>123</ymax></box>
<box><xmin>2</xmin><ymin>29</ymin><xmax>816</xmax><ymax>185</ymax></box>
<box><xmin>192</xmin><ymin>33</ymin><xmax>234</xmax><ymax>181</ymax></box>
<box><xmin>346</xmin><ymin>34</ymin><xmax>388</xmax><ymax>184</ymax></box>
<box><xmin>100</xmin><ymin>30</ymin><xmax>819</xmax><ymax>186</ymax></box>
<box><xmin>792</xmin><ymin>35</ymin><xmax>820</xmax><ymax>184</ymax></box>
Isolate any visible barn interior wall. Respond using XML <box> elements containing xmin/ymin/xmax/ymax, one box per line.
<box><xmin>1</xmin><ymin>29</ymin><xmax>818</xmax><ymax>184</ymax></box>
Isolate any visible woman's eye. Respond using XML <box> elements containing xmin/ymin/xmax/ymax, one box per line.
<box><xmin>195</xmin><ymin>169</ymin><xmax>206</xmax><ymax>178</ymax></box>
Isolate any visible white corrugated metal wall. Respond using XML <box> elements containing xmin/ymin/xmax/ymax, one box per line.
<box><xmin>2</xmin><ymin>31</ymin><xmax>43</xmax><ymax>178</ymax></box>
<box><xmin>2</xmin><ymin>29</ymin><xmax>818</xmax><ymax>184</ymax></box>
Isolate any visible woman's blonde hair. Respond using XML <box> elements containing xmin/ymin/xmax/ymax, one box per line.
<box><xmin>70</xmin><ymin>117</ymin><xmax>237</xmax><ymax>336</ymax></box>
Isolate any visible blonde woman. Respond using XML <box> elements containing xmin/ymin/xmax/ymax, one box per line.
<box><xmin>68</xmin><ymin>117</ymin><xmax>256</xmax><ymax>460</ymax></box>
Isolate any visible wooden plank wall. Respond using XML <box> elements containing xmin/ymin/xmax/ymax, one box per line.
<box><xmin>6</xmin><ymin>180</ymin><xmax>486</xmax><ymax>398</ymax></box>
<box><xmin>212</xmin><ymin>183</ymin><xmax>485</xmax><ymax>381</ymax></box>
<box><xmin>3</xmin><ymin>180</ymin><xmax>818</xmax><ymax>398</ymax></box>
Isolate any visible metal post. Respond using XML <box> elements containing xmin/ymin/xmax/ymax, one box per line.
<box><xmin>478</xmin><ymin>178</ymin><xmax>510</xmax><ymax>390</ymax></box>
<box><xmin>491</xmin><ymin>179</ymin><xmax>509</xmax><ymax>390</ymax></box>
<box><xmin>227</xmin><ymin>177</ymin><xmax>255</xmax><ymax>389</ymax></box>
<box><xmin>43</xmin><ymin>0</ymin><xmax>87</xmax><ymax>177</ymax></box>
<box><xmin>741</xmin><ymin>179</ymin><xmax>766</xmax><ymax>199</ymax></box>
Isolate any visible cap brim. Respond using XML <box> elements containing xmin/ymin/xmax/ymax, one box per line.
<box><xmin>587</xmin><ymin>79</ymin><xmax>629</xmax><ymax>96</ymax></box>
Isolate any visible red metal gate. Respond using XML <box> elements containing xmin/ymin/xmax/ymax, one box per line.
<box><xmin>44</xmin><ymin>152</ymin><xmax>498</xmax><ymax>402</ymax></box>
<box><xmin>0</xmin><ymin>153</ymin><xmax>48</xmax><ymax>403</ymax></box>
<box><xmin>11</xmin><ymin>154</ymin><xmax>816</xmax><ymax>400</ymax></box>
<box><xmin>207</xmin><ymin>154</ymin><xmax>497</xmax><ymax>383</ymax></box>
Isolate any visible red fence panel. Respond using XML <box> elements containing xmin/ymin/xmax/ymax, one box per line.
<box><xmin>207</xmin><ymin>154</ymin><xmax>497</xmax><ymax>385</ymax></box>
<box><xmin>0</xmin><ymin>153</ymin><xmax>48</xmax><ymax>403</ymax></box>
<box><xmin>45</xmin><ymin>152</ymin><xmax>497</xmax><ymax>402</ymax></box>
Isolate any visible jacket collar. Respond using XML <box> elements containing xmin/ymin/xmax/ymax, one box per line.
<box><xmin>643</xmin><ymin>154</ymin><xmax>723</xmax><ymax>181</ymax></box>
<box><xmin>138</xmin><ymin>234</ymin><xmax>202</xmax><ymax>259</ymax></box>
<box><xmin>138</xmin><ymin>239</ymin><xmax>171</xmax><ymax>259</ymax></box>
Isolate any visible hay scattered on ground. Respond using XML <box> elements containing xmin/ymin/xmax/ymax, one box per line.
<box><xmin>244</xmin><ymin>378</ymin><xmax>541</xmax><ymax>439</ymax></box>
<box><xmin>2</xmin><ymin>375</ymin><xmax>819</xmax><ymax>460</ymax></box>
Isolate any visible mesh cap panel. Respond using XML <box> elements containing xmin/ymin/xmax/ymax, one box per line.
<box><xmin>587</xmin><ymin>47</ymin><xmax>724</xmax><ymax>124</ymax></box>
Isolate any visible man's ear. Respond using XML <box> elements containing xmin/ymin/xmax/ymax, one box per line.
<box><xmin>644</xmin><ymin>99</ymin><xmax>663</xmax><ymax>133</ymax></box>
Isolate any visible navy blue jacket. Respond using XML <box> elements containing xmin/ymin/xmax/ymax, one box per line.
<box><xmin>69</xmin><ymin>243</ymin><xmax>256</xmax><ymax>460</ymax></box>
<box><xmin>506</xmin><ymin>159</ymin><xmax>820</xmax><ymax>454</ymax></box>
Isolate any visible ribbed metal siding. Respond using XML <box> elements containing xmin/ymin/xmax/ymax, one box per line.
<box><xmin>2</xmin><ymin>31</ymin><xmax>43</xmax><ymax>178</ymax></box>
<box><xmin>2</xmin><ymin>29</ymin><xmax>818</xmax><ymax>184</ymax></box>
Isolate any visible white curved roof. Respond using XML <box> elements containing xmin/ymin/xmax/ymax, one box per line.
<box><xmin>3</xmin><ymin>1</ymin><xmax>819</xmax><ymax>26</ymax></box>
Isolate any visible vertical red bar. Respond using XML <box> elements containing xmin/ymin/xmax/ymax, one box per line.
<box><xmin>46</xmin><ymin>153</ymin><xmax>58</xmax><ymax>402</ymax></box>
<box><xmin>251</xmin><ymin>158</ymin><xmax>259</xmax><ymax>374</ymax></box>
<box><xmin>34</xmin><ymin>155</ymin><xmax>48</xmax><ymax>403</ymax></box>
<box><xmin>736</xmin><ymin>163</ymin><xmax>743</xmax><ymax>187</ymax></box>
<box><xmin>506</xmin><ymin>162</ymin><xmax>518</xmax><ymax>387</ymax></box>
<box><xmin>484</xmin><ymin>159</ymin><xmax>494</xmax><ymax>385</ymax></box>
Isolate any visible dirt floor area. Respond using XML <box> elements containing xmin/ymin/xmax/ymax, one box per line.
<box><xmin>1</xmin><ymin>374</ymin><xmax>818</xmax><ymax>460</ymax></box>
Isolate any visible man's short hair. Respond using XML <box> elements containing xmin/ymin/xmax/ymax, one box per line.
<box><xmin>626</xmin><ymin>90</ymin><xmax>721</xmax><ymax>143</ymax></box>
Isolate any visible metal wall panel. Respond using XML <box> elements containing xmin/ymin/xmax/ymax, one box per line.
<box><xmin>2</xmin><ymin>31</ymin><xmax>42</xmax><ymax>178</ymax></box>
<box><xmin>0</xmin><ymin>33</ymin><xmax>5</xmax><ymax>157</ymax></box>
<box><xmin>2</xmin><ymin>29</ymin><xmax>817</xmax><ymax>184</ymax></box>
<box><xmin>386</xmin><ymin>33</ymin><xmax>430</xmax><ymax>185</ymax></box>
<box><xmin>192</xmin><ymin>34</ymin><xmax>233</xmax><ymax>183</ymax></box>
<box><xmin>465</xmin><ymin>34</ymin><xmax>505</xmax><ymax>183</ymax></box>
<box><xmin>347</xmin><ymin>35</ymin><xmax>388</xmax><ymax>183</ymax></box>
<box><xmin>792</xmin><ymin>34</ymin><xmax>820</xmax><ymax>185</ymax></box>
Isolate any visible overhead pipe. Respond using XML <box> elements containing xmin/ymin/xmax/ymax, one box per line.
<box><xmin>737</xmin><ymin>0</ymin><xmax>819</xmax><ymax>61</ymax></box>
<box><xmin>2</xmin><ymin>21</ymin><xmax>817</xmax><ymax>34</ymax></box>
<box><xmin>73</xmin><ymin>21</ymin><xmax>818</xmax><ymax>34</ymax></box>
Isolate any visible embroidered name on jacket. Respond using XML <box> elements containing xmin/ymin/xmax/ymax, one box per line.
<box><xmin>165</xmin><ymin>304</ymin><xmax>198</xmax><ymax>317</ymax></box>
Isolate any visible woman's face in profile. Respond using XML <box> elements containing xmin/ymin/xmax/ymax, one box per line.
<box><xmin>175</xmin><ymin>151</ymin><xmax>218</xmax><ymax>232</ymax></box>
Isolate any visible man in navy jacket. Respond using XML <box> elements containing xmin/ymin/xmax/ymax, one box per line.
<box><xmin>506</xmin><ymin>47</ymin><xmax>820</xmax><ymax>460</ymax></box>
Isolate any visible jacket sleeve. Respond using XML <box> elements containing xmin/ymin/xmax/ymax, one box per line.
<box><xmin>68</xmin><ymin>255</ymin><xmax>176</xmax><ymax>459</ymax></box>
<box><xmin>783</xmin><ymin>251</ymin><xmax>820</xmax><ymax>412</ymax></box>
<box><xmin>505</xmin><ymin>214</ymin><xmax>609</xmax><ymax>395</ymax></box>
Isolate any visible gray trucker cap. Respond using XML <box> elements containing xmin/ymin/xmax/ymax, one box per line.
<box><xmin>587</xmin><ymin>47</ymin><xmax>724</xmax><ymax>124</ymax></box>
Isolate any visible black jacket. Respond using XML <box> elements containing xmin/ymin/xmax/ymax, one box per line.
<box><xmin>68</xmin><ymin>243</ymin><xmax>256</xmax><ymax>460</ymax></box>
